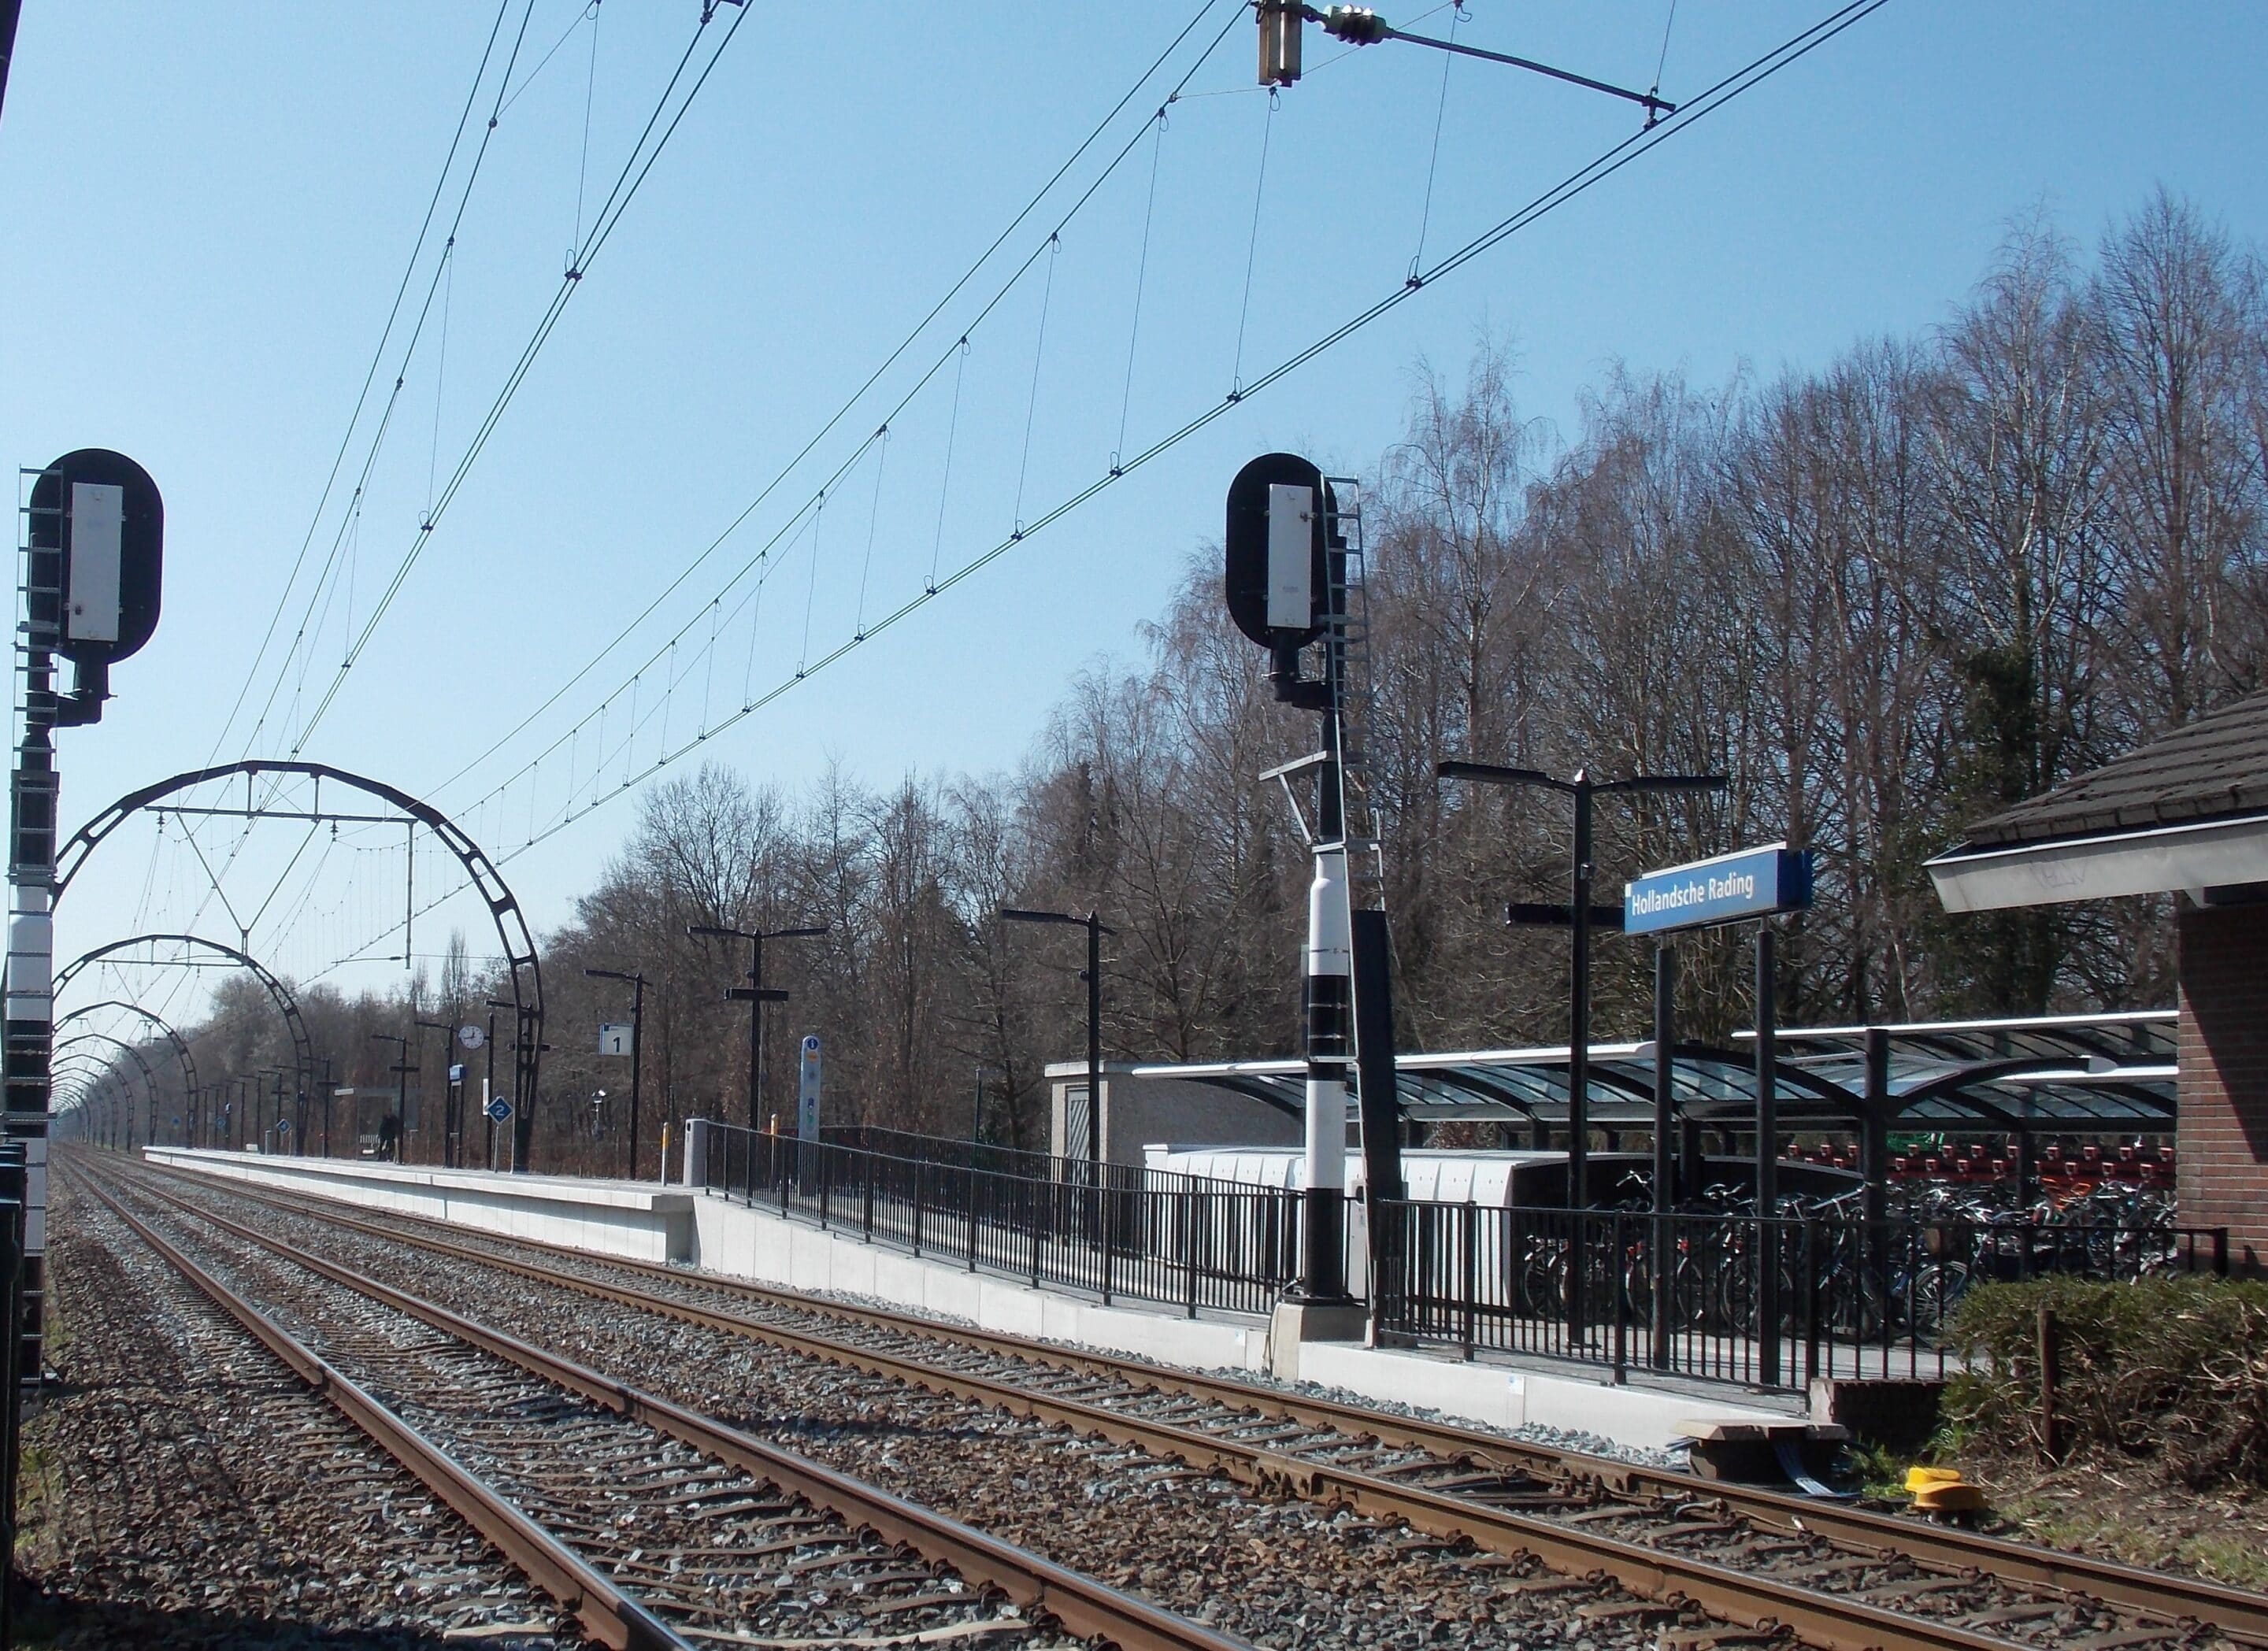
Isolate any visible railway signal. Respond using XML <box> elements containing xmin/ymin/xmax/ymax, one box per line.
<box><xmin>1224</xmin><ymin>453</ymin><xmax>1358</xmax><ymax>1311</ymax></box>
<box><xmin>9</xmin><ymin>448</ymin><xmax>165</xmax><ymax>1370</ymax></box>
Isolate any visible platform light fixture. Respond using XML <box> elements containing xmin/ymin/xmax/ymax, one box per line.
<box><xmin>687</xmin><ymin>923</ymin><xmax>826</xmax><ymax>1135</ymax></box>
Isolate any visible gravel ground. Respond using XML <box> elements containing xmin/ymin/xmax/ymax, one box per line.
<box><xmin>19</xmin><ymin>1172</ymin><xmax>583</xmax><ymax>1650</ymax></box>
<box><xmin>131</xmin><ymin>1193</ymin><xmax>1067</xmax><ymax>1649</ymax></box>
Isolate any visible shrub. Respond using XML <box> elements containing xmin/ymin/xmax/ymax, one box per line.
<box><xmin>1942</xmin><ymin>1276</ymin><xmax>2268</xmax><ymax>1490</ymax></box>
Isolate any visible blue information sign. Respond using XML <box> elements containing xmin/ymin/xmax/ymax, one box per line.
<box><xmin>485</xmin><ymin>1097</ymin><xmax>513</xmax><ymax>1123</ymax></box>
<box><xmin>1623</xmin><ymin>842</ymin><xmax>1814</xmax><ymax>935</ymax></box>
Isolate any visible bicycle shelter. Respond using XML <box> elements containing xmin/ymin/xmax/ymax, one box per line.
<box><xmin>1112</xmin><ymin>1008</ymin><xmax>2177</xmax><ymax>1216</ymax></box>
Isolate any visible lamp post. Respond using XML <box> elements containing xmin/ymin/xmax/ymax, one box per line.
<box><xmin>415</xmin><ymin>1017</ymin><xmax>457</xmax><ymax>1166</ymax></box>
<box><xmin>1437</xmin><ymin>759</ymin><xmax>1724</xmax><ymax>1348</ymax></box>
<box><xmin>999</xmin><ymin>909</ymin><xmax>1110</xmax><ymax>1175</ymax></box>
<box><xmin>585</xmin><ymin>968</ymin><xmax>646</xmax><ymax>1179</ymax></box>
<box><xmin>687</xmin><ymin>923</ymin><xmax>825</xmax><ymax>1134</ymax></box>
<box><xmin>370</xmin><ymin>1031</ymin><xmax>412</xmax><ymax>1161</ymax></box>
<box><xmin>1436</xmin><ymin>761</ymin><xmax>1725</xmax><ymax>1212</ymax></box>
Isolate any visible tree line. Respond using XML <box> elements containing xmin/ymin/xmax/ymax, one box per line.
<box><xmin>87</xmin><ymin>192</ymin><xmax>2268</xmax><ymax>1169</ymax></box>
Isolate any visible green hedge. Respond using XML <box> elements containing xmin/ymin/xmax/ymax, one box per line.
<box><xmin>1943</xmin><ymin>1277</ymin><xmax>2268</xmax><ymax>1489</ymax></box>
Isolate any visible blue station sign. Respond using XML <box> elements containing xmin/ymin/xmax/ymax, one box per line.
<box><xmin>1623</xmin><ymin>842</ymin><xmax>1814</xmax><ymax>935</ymax></box>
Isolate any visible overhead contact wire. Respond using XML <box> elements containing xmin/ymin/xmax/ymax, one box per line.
<box><xmin>427</xmin><ymin>0</ymin><xmax>1241</xmax><ymax>802</ymax></box>
<box><xmin>234</xmin><ymin>0</ymin><xmax>542</xmax><ymax>764</ymax></box>
<box><xmin>291</xmin><ymin>0</ymin><xmax>752</xmax><ymax>755</ymax></box>
<box><xmin>498</xmin><ymin>0</ymin><xmax>1895</xmax><ymax>860</ymax></box>
<box><xmin>203</xmin><ymin>0</ymin><xmax>518</xmax><ymax>766</ymax></box>
<box><xmin>315</xmin><ymin>0</ymin><xmax>1887</xmax><ymax>974</ymax></box>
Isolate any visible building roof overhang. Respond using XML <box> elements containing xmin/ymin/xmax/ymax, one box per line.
<box><xmin>1925</xmin><ymin>809</ymin><xmax>2268</xmax><ymax>912</ymax></box>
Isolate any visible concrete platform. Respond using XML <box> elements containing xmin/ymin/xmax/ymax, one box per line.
<box><xmin>143</xmin><ymin>1147</ymin><xmax>695</xmax><ymax>1264</ymax></box>
<box><xmin>141</xmin><ymin>1148</ymin><xmax>1797</xmax><ymax>1451</ymax></box>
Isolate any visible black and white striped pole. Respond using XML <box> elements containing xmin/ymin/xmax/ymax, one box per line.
<box><xmin>1300</xmin><ymin>832</ymin><xmax>1354</xmax><ymax>1301</ymax></box>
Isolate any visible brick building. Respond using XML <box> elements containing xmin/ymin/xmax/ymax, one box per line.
<box><xmin>1928</xmin><ymin>691</ymin><xmax>2268</xmax><ymax>1275</ymax></box>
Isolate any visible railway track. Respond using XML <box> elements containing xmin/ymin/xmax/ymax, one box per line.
<box><xmin>82</xmin><ymin>1153</ymin><xmax>1770</xmax><ymax>1651</ymax></box>
<box><xmin>33</xmin><ymin>1175</ymin><xmax>587</xmax><ymax>1649</ymax></box>
<box><xmin>114</xmin><ymin>1153</ymin><xmax>2268</xmax><ymax>1651</ymax></box>
<box><xmin>67</xmin><ymin>1160</ymin><xmax>1242</xmax><ymax>1651</ymax></box>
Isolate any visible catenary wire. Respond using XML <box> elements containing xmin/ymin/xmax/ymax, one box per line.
<box><xmin>466</xmin><ymin>0</ymin><xmax>1881</xmax><ymax>838</ymax></box>
<box><xmin>201</xmin><ymin>0</ymin><xmax>521</xmax><ymax>767</ymax></box>
<box><xmin>424</xmin><ymin>0</ymin><xmax>1243</xmax><ymax>800</ymax></box>
<box><xmin>285</xmin><ymin>0</ymin><xmax>754</xmax><ymax>755</ymax></box>
<box><xmin>235</xmin><ymin>0</ymin><xmax>543</xmax><ymax>759</ymax></box>
<box><xmin>306</xmin><ymin>0</ymin><xmax>1895</xmax><ymax>987</ymax></box>
<box><xmin>432</xmin><ymin>9</ymin><xmax>1250</xmax><ymax>827</ymax></box>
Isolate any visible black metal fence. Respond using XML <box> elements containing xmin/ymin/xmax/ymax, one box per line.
<box><xmin>817</xmin><ymin>1123</ymin><xmax>1067</xmax><ymax>1180</ymax></box>
<box><xmin>691</xmin><ymin>1120</ymin><xmax>1315</xmax><ymax>1320</ymax></box>
<box><xmin>686</xmin><ymin>1122</ymin><xmax>2233</xmax><ymax>1394</ymax></box>
<box><xmin>1369</xmin><ymin>1199</ymin><xmax>2229</xmax><ymax>1389</ymax></box>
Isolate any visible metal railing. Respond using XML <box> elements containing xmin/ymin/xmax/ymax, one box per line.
<box><xmin>690</xmin><ymin>1121</ymin><xmax>2232</xmax><ymax>1394</ymax></box>
<box><xmin>817</xmin><ymin>1123</ymin><xmax>1072</xmax><ymax>1183</ymax></box>
<box><xmin>1371</xmin><ymin>1200</ymin><xmax>2229</xmax><ymax>1390</ymax></box>
<box><xmin>691</xmin><ymin>1120</ymin><xmax>1315</xmax><ymax>1320</ymax></box>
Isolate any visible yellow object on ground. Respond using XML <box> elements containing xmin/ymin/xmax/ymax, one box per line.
<box><xmin>1905</xmin><ymin>1465</ymin><xmax>1987</xmax><ymax>1512</ymax></box>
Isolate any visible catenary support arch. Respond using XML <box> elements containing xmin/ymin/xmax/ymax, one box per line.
<box><xmin>56</xmin><ymin>934</ymin><xmax>312</xmax><ymax>1113</ymax></box>
<box><xmin>50</xmin><ymin>1058</ymin><xmax>123</xmax><ymax>1144</ymax></box>
<box><xmin>52</xmin><ymin>1000</ymin><xmax>198</xmax><ymax>1120</ymax></box>
<box><xmin>54</xmin><ymin>759</ymin><xmax>544</xmax><ymax>1168</ymax></box>
<box><xmin>52</xmin><ymin>1032</ymin><xmax>164</xmax><ymax>1146</ymax></box>
<box><xmin>54</xmin><ymin>1058</ymin><xmax>143</xmax><ymax>1147</ymax></box>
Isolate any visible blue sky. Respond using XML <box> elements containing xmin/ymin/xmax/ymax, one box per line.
<box><xmin>4</xmin><ymin>2</ymin><xmax>2265</xmax><ymax>1029</ymax></box>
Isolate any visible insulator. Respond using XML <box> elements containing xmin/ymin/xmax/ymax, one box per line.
<box><xmin>1323</xmin><ymin>6</ymin><xmax>1389</xmax><ymax>46</ymax></box>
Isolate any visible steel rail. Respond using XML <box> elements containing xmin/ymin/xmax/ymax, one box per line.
<box><xmin>137</xmin><ymin>1153</ymin><xmax>2268</xmax><ymax>1648</ymax></box>
<box><xmin>115</xmin><ymin>1162</ymin><xmax>2201</xmax><ymax>1651</ymax></box>
<box><xmin>87</xmin><ymin>1159</ymin><xmax>1254</xmax><ymax>1651</ymax></box>
<box><xmin>67</xmin><ymin>1165</ymin><xmax>693</xmax><ymax>1651</ymax></box>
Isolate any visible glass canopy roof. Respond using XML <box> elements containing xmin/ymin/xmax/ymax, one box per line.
<box><xmin>1129</xmin><ymin>1010</ymin><xmax>2177</xmax><ymax>1134</ymax></box>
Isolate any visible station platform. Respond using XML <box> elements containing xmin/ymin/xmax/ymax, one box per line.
<box><xmin>141</xmin><ymin>1146</ymin><xmax>1797</xmax><ymax>1450</ymax></box>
